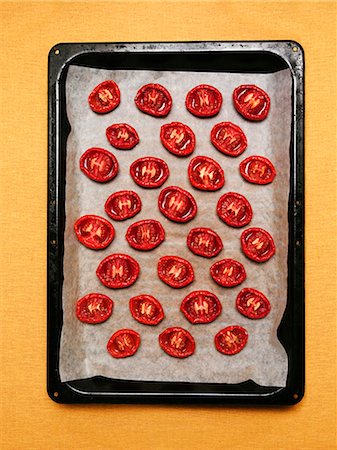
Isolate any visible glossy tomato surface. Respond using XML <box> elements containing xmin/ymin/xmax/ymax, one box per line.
<box><xmin>76</xmin><ymin>293</ymin><xmax>113</xmax><ymax>324</ymax></box>
<box><xmin>129</xmin><ymin>295</ymin><xmax>164</xmax><ymax>325</ymax></box>
<box><xmin>158</xmin><ymin>255</ymin><xmax>194</xmax><ymax>288</ymax></box>
<box><xmin>79</xmin><ymin>147</ymin><xmax>118</xmax><ymax>183</ymax></box>
<box><xmin>187</xmin><ymin>227</ymin><xmax>223</xmax><ymax>258</ymax></box>
<box><xmin>186</xmin><ymin>84</ymin><xmax>222</xmax><ymax>117</ymax></box>
<box><xmin>88</xmin><ymin>80</ymin><xmax>120</xmax><ymax>114</ymax></box>
<box><xmin>210</xmin><ymin>258</ymin><xmax>246</xmax><ymax>288</ymax></box>
<box><xmin>106</xmin><ymin>123</ymin><xmax>139</xmax><ymax>150</ymax></box>
<box><xmin>188</xmin><ymin>156</ymin><xmax>225</xmax><ymax>191</ymax></box>
<box><xmin>105</xmin><ymin>190</ymin><xmax>142</xmax><ymax>221</ymax></box>
<box><xmin>241</xmin><ymin>227</ymin><xmax>276</xmax><ymax>262</ymax></box>
<box><xmin>160</xmin><ymin>122</ymin><xmax>195</xmax><ymax>156</ymax></box>
<box><xmin>159</xmin><ymin>327</ymin><xmax>195</xmax><ymax>358</ymax></box>
<box><xmin>239</xmin><ymin>155</ymin><xmax>276</xmax><ymax>185</ymax></box>
<box><xmin>74</xmin><ymin>215</ymin><xmax>115</xmax><ymax>250</ymax></box>
<box><xmin>217</xmin><ymin>192</ymin><xmax>252</xmax><ymax>228</ymax></box>
<box><xmin>233</xmin><ymin>84</ymin><xmax>270</xmax><ymax>121</ymax></box>
<box><xmin>180</xmin><ymin>291</ymin><xmax>222</xmax><ymax>324</ymax></box>
<box><xmin>211</xmin><ymin>122</ymin><xmax>247</xmax><ymax>157</ymax></box>
<box><xmin>134</xmin><ymin>83</ymin><xmax>172</xmax><ymax>117</ymax></box>
<box><xmin>158</xmin><ymin>186</ymin><xmax>197</xmax><ymax>223</ymax></box>
<box><xmin>215</xmin><ymin>326</ymin><xmax>248</xmax><ymax>355</ymax></box>
<box><xmin>126</xmin><ymin>219</ymin><xmax>165</xmax><ymax>251</ymax></box>
<box><xmin>96</xmin><ymin>254</ymin><xmax>140</xmax><ymax>288</ymax></box>
<box><xmin>107</xmin><ymin>329</ymin><xmax>140</xmax><ymax>358</ymax></box>
<box><xmin>236</xmin><ymin>288</ymin><xmax>271</xmax><ymax>319</ymax></box>
<box><xmin>130</xmin><ymin>157</ymin><xmax>169</xmax><ymax>188</ymax></box>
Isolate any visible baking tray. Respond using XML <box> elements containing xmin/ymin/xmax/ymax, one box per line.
<box><xmin>48</xmin><ymin>41</ymin><xmax>304</xmax><ymax>404</ymax></box>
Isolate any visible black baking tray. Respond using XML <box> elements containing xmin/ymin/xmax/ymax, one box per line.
<box><xmin>48</xmin><ymin>41</ymin><xmax>304</xmax><ymax>405</ymax></box>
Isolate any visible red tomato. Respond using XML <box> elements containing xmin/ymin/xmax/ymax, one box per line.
<box><xmin>159</xmin><ymin>327</ymin><xmax>195</xmax><ymax>358</ymax></box>
<box><xmin>180</xmin><ymin>291</ymin><xmax>222</xmax><ymax>324</ymax></box>
<box><xmin>88</xmin><ymin>80</ymin><xmax>120</xmax><ymax>114</ymax></box>
<box><xmin>107</xmin><ymin>329</ymin><xmax>140</xmax><ymax>358</ymax></box>
<box><xmin>134</xmin><ymin>83</ymin><xmax>172</xmax><ymax>117</ymax></box>
<box><xmin>185</xmin><ymin>84</ymin><xmax>222</xmax><ymax>117</ymax></box>
<box><xmin>96</xmin><ymin>254</ymin><xmax>140</xmax><ymax>288</ymax></box>
<box><xmin>187</xmin><ymin>227</ymin><xmax>223</xmax><ymax>258</ymax></box>
<box><xmin>160</xmin><ymin>122</ymin><xmax>195</xmax><ymax>156</ymax></box>
<box><xmin>233</xmin><ymin>84</ymin><xmax>270</xmax><ymax>121</ymax></box>
<box><xmin>105</xmin><ymin>190</ymin><xmax>142</xmax><ymax>221</ymax></box>
<box><xmin>236</xmin><ymin>288</ymin><xmax>271</xmax><ymax>320</ymax></box>
<box><xmin>241</xmin><ymin>227</ymin><xmax>276</xmax><ymax>262</ymax></box>
<box><xmin>211</xmin><ymin>122</ymin><xmax>247</xmax><ymax>157</ymax></box>
<box><xmin>210</xmin><ymin>258</ymin><xmax>246</xmax><ymax>288</ymax></box>
<box><xmin>129</xmin><ymin>295</ymin><xmax>164</xmax><ymax>326</ymax></box>
<box><xmin>74</xmin><ymin>215</ymin><xmax>115</xmax><ymax>250</ymax></box>
<box><xmin>76</xmin><ymin>293</ymin><xmax>113</xmax><ymax>324</ymax></box>
<box><xmin>216</xmin><ymin>192</ymin><xmax>252</xmax><ymax>228</ymax></box>
<box><xmin>79</xmin><ymin>147</ymin><xmax>118</xmax><ymax>183</ymax></box>
<box><xmin>126</xmin><ymin>219</ymin><xmax>165</xmax><ymax>251</ymax></box>
<box><xmin>106</xmin><ymin>123</ymin><xmax>139</xmax><ymax>150</ymax></box>
<box><xmin>158</xmin><ymin>186</ymin><xmax>197</xmax><ymax>223</ymax></box>
<box><xmin>158</xmin><ymin>255</ymin><xmax>194</xmax><ymax>288</ymax></box>
<box><xmin>188</xmin><ymin>156</ymin><xmax>225</xmax><ymax>191</ymax></box>
<box><xmin>215</xmin><ymin>326</ymin><xmax>248</xmax><ymax>355</ymax></box>
<box><xmin>239</xmin><ymin>155</ymin><xmax>276</xmax><ymax>185</ymax></box>
<box><xmin>130</xmin><ymin>157</ymin><xmax>169</xmax><ymax>188</ymax></box>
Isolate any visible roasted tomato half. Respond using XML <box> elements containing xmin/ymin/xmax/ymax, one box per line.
<box><xmin>129</xmin><ymin>295</ymin><xmax>164</xmax><ymax>325</ymax></box>
<box><xmin>106</xmin><ymin>123</ymin><xmax>139</xmax><ymax>150</ymax></box>
<box><xmin>180</xmin><ymin>291</ymin><xmax>222</xmax><ymax>324</ymax></box>
<box><xmin>210</xmin><ymin>258</ymin><xmax>246</xmax><ymax>288</ymax></box>
<box><xmin>211</xmin><ymin>122</ymin><xmax>247</xmax><ymax>157</ymax></box>
<box><xmin>134</xmin><ymin>83</ymin><xmax>172</xmax><ymax>117</ymax></box>
<box><xmin>188</xmin><ymin>156</ymin><xmax>225</xmax><ymax>191</ymax></box>
<box><xmin>187</xmin><ymin>227</ymin><xmax>223</xmax><ymax>258</ymax></box>
<box><xmin>215</xmin><ymin>326</ymin><xmax>248</xmax><ymax>355</ymax></box>
<box><xmin>236</xmin><ymin>288</ymin><xmax>271</xmax><ymax>320</ymax></box>
<box><xmin>233</xmin><ymin>85</ymin><xmax>270</xmax><ymax>121</ymax></box>
<box><xmin>79</xmin><ymin>147</ymin><xmax>118</xmax><ymax>183</ymax></box>
<box><xmin>105</xmin><ymin>190</ymin><xmax>142</xmax><ymax>221</ymax></box>
<box><xmin>74</xmin><ymin>215</ymin><xmax>115</xmax><ymax>250</ymax></box>
<box><xmin>76</xmin><ymin>293</ymin><xmax>113</xmax><ymax>324</ymax></box>
<box><xmin>107</xmin><ymin>329</ymin><xmax>140</xmax><ymax>358</ymax></box>
<box><xmin>241</xmin><ymin>227</ymin><xmax>276</xmax><ymax>263</ymax></box>
<box><xmin>239</xmin><ymin>155</ymin><xmax>276</xmax><ymax>185</ymax></box>
<box><xmin>158</xmin><ymin>255</ymin><xmax>194</xmax><ymax>288</ymax></box>
<box><xmin>216</xmin><ymin>192</ymin><xmax>252</xmax><ymax>228</ymax></box>
<box><xmin>160</xmin><ymin>122</ymin><xmax>196</xmax><ymax>157</ymax></box>
<box><xmin>88</xmin><ymin>80</ymin><xmax>120</xmax><ymax>114</ymax></box>
<box><xmin>126</xmin><ymin>219</ymin><xmax>165</xmax><ymax>251</ymax></box>
<box><xmin>159</xmin><ymin>327</ymin><xmax>195</xmax><ymax>358</ymax></box>
<box><xmin>96</xmin><ymin>254</ymin><xmax>140</xmax><ymax>288</ymax></box>
<box><xmin>130</xmin><ymin>157</ymin><xmax>169</xmax><ymax>188</ymax></box>
<box><xmin>186</xmin><ymin>84</ymin><xmax>222</xmax><ymax>117</ymax></box>
<box><xmin>158</xmin><ymin>186</ymin><xmax>197</xmax><ymax>223</ymax></box>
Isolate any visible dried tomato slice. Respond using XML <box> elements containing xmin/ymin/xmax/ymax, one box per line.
<box><xmin>126</xmin><ymin>219</ymin><xmax>165</xmax><ymax>251</ymax></box>
<box><xmin>79</xmin><ymin>147</ymin><xmax>119</xmax><ymax>183</ymax></box>
<box><xmin>186</xmin><ymin>84</ymin><xmax>222</xmax><ymax>117</ymax></box>
<box><xmin>88</xmin><ymin>80</ymin><xmax>120</xmax><ymax>114</ymax></box>
<box><xmin>105</xmin><ymin>190</ymin><xmax>142</xmax><ymax>221</ymax></box>
<box><xmin>76</xmin><ymin>293</ymin><xmax>113</xmax><ymax>324</ymax></box>
<box><xmin>106</xmin><ymin>123</ymin><xmax>139</xmax><ymax>150</ymax></box>
<box><xmin>130</xmin><ymin>157</ymin><xmax>169</xmax><ymax>188</ymax></box>
<box><xmin>134</xmin><ymin>83</ymin><xmax>172</xmax><ymax>117</ymax></box>
<box><xmin>215</xmin><ymin>326</ymin><xmax>248</xmax><ymax>355</ymax></box>
<box><xmin>158</xmin><ymin>255</ymin><xmax>194</xmax><ymax>288</ymax></box>
<box><xmin>239</xmin><ymin>155</ymin><xmax>276</xmax><ymax>185</ymax></box>
<box><xmin>210</xmin><ymin>259</ymin><xmax>246</xmax><ymax>288</ymax></box>
<box><xmin>188</xmin><ymin>156</ymin><xmax>225</xmax><ymax>191</ymax></box>
<box><xmin>159</xmin><ymin>327</ymin><xmax>195</xmax><ymax>358</ymax></box>
<box><xmin>236</xmin><ymin>288</ymin><xmax>271</xmax><ymax>319</ymax></box>
<box><xmin>129</xmin><ymin>295</ymin><xmax>164</xmax><ymax>326</ymax></box>
<box><xmin>241</xmin><ymin>227</ymin><xmax>276</xmax><ymax>263</ymax></box>
<box><xmin>187</xmin><ymin>227</ymin><xmax>223</xmax><ymax>258</ymax></box>
<box><xmin>216</xmin><ymin>192</ymin><xmax>253</xmax><ymax>228</ymax></box>
<box><xmin>158</xmin><ymin>186</ymin><xmax>197</xmax><ymax>223</ymax></box>
<box><xmin>160</xmin><ymin>122</ymin><xmax>195</xmax><ymax>156</ymax></box>
<box><xmin>211</xmin><ymin>122</ymin><xmax>247</xmax><ymax>157</ymax></box>
<box><xmin>233</xmin><ymin>84</ymin><xmax>270</xmax><ymax>121</ymax></box>
<box><xmin>74</xmin><ymin>215</ymin><xmax>115</xmax><ymax>250</ymax></box>
<box><xmin>107</xmin><ymin>329</ymin><xmax>140</xmax><ymax>358</ymax></box>
<box><xmin>180</xmin><ymin>291</ymin><xmax>222</xmax><ymax>324</ymax></box>
<box><xmin>96</xmin><ymin>254</ymin><xmax>140</xmax><ymax>288</ymax></box>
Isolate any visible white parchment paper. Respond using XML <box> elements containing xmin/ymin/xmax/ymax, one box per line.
<box><xmin>60</xmin><ymin>65</ymin><xmax>292</xmax><ymax>386</ymax></box>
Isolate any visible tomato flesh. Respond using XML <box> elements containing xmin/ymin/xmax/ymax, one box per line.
<box><xmin>88</xmin><ymin>80</ymin><xmax>120</xmax><ymax>114</ymax></box>
<box><xmin>96</xmin><ymin>254</ymin><xmax>140</xmax><ymax>288</ymax></box>
<box><xmin>160</xmin><ymin>122</ymin><xmax>195</xmax><ymax>156</ymax></box>
<box><xmin>210</xmin><ymin>258</ymin><xmax>246</xmax><ymax>288</ymax></box>
<box><xmin>130</xmin><ymin>157</ymin><xmax>169</xmax><ymax>188</ymax></box>
<box><xmin>233</xmin><ymin>84</ymin><xmax>270</xmax><ymax>121</ymax></box>
<box><xmin>159</xmin><ymin>327</ymin><xmax>195</xmax><ymax>358</ymax></box>
<box><xmin>74</xmin><ymin>215</ymin><xmax>115</xmax><ymax>250</ymax></box>
<box><xmin>187</xmin><ymin>227</ymin><xmax>223</xmax><ymax>258</ymax></box>
<box><xmin>76</xmin><ymin>293</ymin><xmax>113</xmax><ymax>324</ymax></box>
<box><xmin>134</xmin><ymin>83</ymin><xmax>172</xmax><ymax>117</ymax></box>
<box><xmin>105</xmin><ymin>190</ymin><xmax>142</xmax><ymax>221</ymax></box>
<box><xmin>158</xmin><ymin>186</ymin><xmax>197</xmax><ymax>223</ymax></box>
<box><xmin>236</xmin><ymin>288</ymin><xmax>271</xmax><ymax>319</ymax></box>
<box><xmin>240</xmin><ymin>155</ymin><xmax>276</xmax><ymax>185</ymax></box>
<box><xmin>181</xmin><ymin>291</ymin><xmax>222</xmax><ymax>324</ymax></box>
<box><xmin>129</xmin><ymin>295</ymin><xmax>164</xmax><ymax>325</ymax></box>
<box><xmin>126</xmin><ymin>219</ymin><xmax>165</xmax><ymax>251</ymax></box>
<box><xmin>241</xmin><ymin>227</ymin><xmax>276</xmax><ymax>262</ymax></box>
<box><xmin>211</xmin><ymin>122</ymin><xmax>247</xmax><ymax>157</ymax></box>
<box><xmin>188</xmin><ymin>156</ymin><xmax>225</xmax><ymax>191</ymax></box>
<box><xmin>107</xmin><ymin>329</ymin><xmax>140</xmax><ymax>358</ymax></box>
<box><xmin>106</xmin><ymin>123</ymin><xmax>139</xmax><ymax>150</ymax></box>
<box><xmin>158</xmin><ymin>255</ymin><xmax>194</xmax><ymax>288</ymax></box>
<box><xmin>186</xmin><ymin>84</ymin><xmax>222</xmax><ymax>117</ymax></box>
<box><xmin>79</xmin><ymin>147</ymin><xmax>118</xmax><ymax>183</ymax></box>
<box><xmin>217</xmin><ymin>192</ymin><xmax>253</xmax><ymax>228</ymax></box>
<box><xmin>215</xmin><ymin>326</ymin><xmax>248</xmax><ymax>355</ymax></box>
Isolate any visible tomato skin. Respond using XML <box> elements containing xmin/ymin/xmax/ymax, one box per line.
<box><xmin>79</xmin><ymin>147</ymin><xmax>119</xmax><ymax>183</ymax></box>
<box><xmin>160</xmin><ymin>122</ymin><xmax>196</xmax><ymax>157</ymax></box>
<box><xmin>74</xmin><ymin>215</ymin><xmax>115</xmax><ymax>250</ymax></box>
<box><xmin>159</xmin><ymin>327</ymin><xmax>195</xmax><ymax>358</ymax></box>
<box><xmin>188</xmin><ymin>156</ymin><xmax>225</xmax><ymax>191</ymax></box>
<box><xmin>107</xmin><ymin>329</ymin><xmax>140</xmax><ymax>358</ymax></box>
<box><xmin>241</xmin><ymin>227</ymin><xmax>276</xmax><ymax>263</ymax></box>
<box><xmin>157</xmin><ymin>255</ymin><xmax>194</xmax><ymax>288</ymax></box>
<box><xmin>233</xmin><ymin>84</ymin><xmax>270</xmax><ymax>121</ymax></box>
<box><xmin>187</xmin><ymin>227</ymin><xmax>223</xmax><ymax>258</ymax></box>
<box><xmin>239</xmin><ymin>155</ymin><xmax>276</xmax><ymax>185</ymax></box>
<box><xmin>76</xmin><ymin>293</ymin><xmax>113</xmax><ymax>324</ymax></box>
<box><xmin>106</xmin><ymin>123</ymin><xmax>139</xmax><ymax>150</ymax></box>
<box><xmin>130</xmin><ymin>157</ymin><xmax>169</xmax><ymax>188</ymax></box>
<box><xmin>158</xmin><ymin>186</ymin><xmax>197</xmax><ymax>223</ymax></box>
<box><xmin>215</xmin><ymin>326</ymin><xmax>248</xmax><ymax>355</ymax></box>
<box><xmin>126</xmin><ymin>219</ymin><xmax>165</xmax><ymax>251</ymax></box>
<box><xmin>134</xmin><ymin>83</ymin><xmax>172</xmax><ymax>117</ymax></box>
<box><xmin>211</xmin><ymin>122</ymin><xmax>248</xmax><ymax>157</ymax></box>
<box><xmin>180</xmin><ymin>291</ymin><xmax>222</xmax><ymax>324</ymax></box>
<box><xmin>96</xmin><ymin>253</ymin><xmax>140</xmax><ymax>288</ymax></box>
<box><xmin>216</xmin><ymin>192</ymin><xmax>253</xmax><ymax>228</ymax></box>
<box><xmin>105</xmin><ymin>190</ymin><xmax>142</xmax><ymax>221</ymax></box>
<box><xmin>129</xmin><ymin>295</ymin><xmax>164</xmax><ymax>325</ymax></box>
<box><xmin>236</xmin><ymin>288</ymin><xmax>271</xmax><ymax>320</ymax></box>
<box><xmin>186</xmin><ymin>84</ymin><xmax>222</xmax><ymax>117</ymax></box>
<box><xmin>88</xmin><ymin>80</ymin><xmax>120</xmax><ymax>114</ymax></box>
<box><xmin>210</xmin><ymin>258</ymin><xmax>246</xmax><ymax>288</ymax></box>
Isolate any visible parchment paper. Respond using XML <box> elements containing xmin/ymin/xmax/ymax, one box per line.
<box><xmin>60</xmin><ymin>65</ymin><xmax>292</xmax><ymax>386</ymax></box>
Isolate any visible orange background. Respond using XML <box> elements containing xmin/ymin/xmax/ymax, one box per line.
<box><xmin>1</xmin><ymin>1</ymin><xmax>336</xmax><ymax>449</ymax></box>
